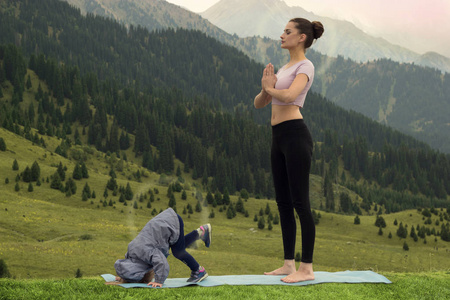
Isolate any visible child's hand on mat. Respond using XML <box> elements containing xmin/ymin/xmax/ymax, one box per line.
<box><xmin>148</xmin><ymin>282</ymin><xmax>163</xmax><ymax>288</ymax></box>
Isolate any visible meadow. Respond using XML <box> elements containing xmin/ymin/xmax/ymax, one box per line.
<box><xmin>1</xmin><ymin>272</ymin><xmax>449</xmax><ymax>300</ymax></box>
<box><xmin>0</xmin><ymin>126</ymin><xmax>449</xmax><ymax>299</ymax></box>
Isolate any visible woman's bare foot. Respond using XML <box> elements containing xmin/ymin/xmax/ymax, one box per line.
<box><xmin>264</xmin><ymin>260</ymin><xmax>296</xmax><ymax>275</ymax></box>
<box><xmin>281</xmin><ymin>262</ymin><xmax>314</xmax><ymax>283</ymax></box>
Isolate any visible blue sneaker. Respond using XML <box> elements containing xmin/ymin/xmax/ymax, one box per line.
<box><xmin>199</xmin><ymin>224</ymin><xmax>211</xmax><ymax>247</ymax></box>
<box><xmin>187</xmin><ymin>266</ymin><xmax>208</xmax><ymax>283</ymax></box>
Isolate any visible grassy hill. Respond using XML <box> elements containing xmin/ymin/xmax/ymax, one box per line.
<box><xmin>1</xmin><ymin>125</ymin><xmax>449</xmax><ymax>281</ymax></box>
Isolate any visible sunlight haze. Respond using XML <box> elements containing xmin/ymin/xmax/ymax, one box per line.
<box><xmin>166</xmin><ymin>0</ymin><xmax>450</xmax><ymax>57</ymax></box>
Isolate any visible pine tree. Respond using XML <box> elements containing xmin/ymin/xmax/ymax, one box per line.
<box><xmin>354</xmin><ymin>215</ymin><xmax>361</xmax><ymax>225</ymax></box>
<box><xmin>202</xmin><ymin>168</ymin><xmax>208</xmax><ymax>187</ymax></box>
<box><xmin>119</xmin><ymin>194</ymin><xmax>125</xmax><ymax>203</ymax></box>
<box><xmin>403</xmin><ymin>242</ymin><xmax>409</xmax><ymax>251</ymax></box>
<box><xmin>168</xmin><ymin>194</ymin><xmax>176</xmax><ymax>208</ymax></box>
<box><xmin>206</xmin><ymin>191</ymin><xmax>214</xmax><ymax>205</ymax></box>
<box><xmin>26</xmin><ymin>74</ymin><xmax>32</xmax><ymax>89</ymax></box>
<box><xmin>12</xmin><ymin>159</ymin><xmax>19</xmax><ymax>171</ymax></box>
<box><xmin>397</xmin><ymin>222</ymin><xmax>407</xmax><ymax>238</ymax></box>
<box><xmin>258</xmin><ymin>216</ymin><xmax>265</xmax><ymax>229</ymax></box>
<box><xmin>223</xmin><ymin>188</ymin><xmax>230</xmax><ymax>205</ymax></box>
<box><xmin>324</xmin><ymin>172</ymin><xmax>335</xmax><ymax>211</ymax></box>
<box><xmin>340</xmin><ymin>192</ymin><xmax>351</xmax><ymax>213</ymax></box>
<box><xmin>82</xmin><ymin>182</ymin><xmax>91</xmax><ymax>198</ymax></box>
<box><xmin>28</xmin><ymin>182</ymin><xmax>33</xmax><ymax>192</ymax></box>
<box><xmin>410</xmin><ymin>226</ymin><xmax>418</xmax><ymax>241</ymax></box>
<box><xmin>57</xmin><ymin>162</ymin><xmax>66</xmax><ymax>181</ymax></box>
<box><xmin>375</xmin><ymin>215</ymin><xmax>386</xmax><ymax>228</ymax></box>
<box><xmin>236</xmin><ymin>197</ymin><xmax>244</xmax><ymax>213</ymax></box>
<box><xmin>195</xmin><ymin>200</ymin><xmax>202</xmax><ymax>212</ymax></box>
<box><xmin>187</xmin><ymin>203</ymin><xmax>193</xmax><ymax>214</ymax></box>
<box><xmin>226</xmin><ymin>206</ymin><xmax>234</xmax><ymax>219</ymax></box>
<box><xmin>65</xmin><ymin>178</ymin><xmax>77</xmax><ymax>195</ymax></box>
<box><xmin>81</xmin><ymin>162</ymin><xmax>89</xmax><ymax>178</ymax></box>
<box><xmin>0</xmin><ymin>138</ymin><xmax>6</xmax><ymax>151</ymax></box>
<box><xmin>22</xmin><ymin>166</ymin><xmax>32</xmax><ymax>183</ymax></box>
<box><xmin>72</xmin><ymin>163</ymin><xmax>83</xmax><ymax>180</ymax></box>
<box><xmin>312</xmin><ymin>210</ymin><xmax>320</xmax><ymax>225</ymax></box>
<box><xmin>107</xmin><ymin>177</ymin><xmax>117</xmax><ymax>190</ymax></box>
<box><xmin>0</xmin><ymin>259</ymin><xmax>11</xmax><ymax>278</ymax></box>
<box><xmin>75</xmin><ymin>268</ymin><xmax>82</xmax><ymax>278</ymax></box>
<box><xmin>50</xmin><ymin>172</ymin><xmax>63</xmax><ymax>190</ymax></box>
<box><xmin>273</xmin><ymin>214</ymin><xmax>279</xmax><ymax>225</ymax></box>
<box><xmin>240</xmin><ymin>188</ymin><xmax>249</xmax><ymax>200</ymax></box>
<box><xmin>119</xmin><ymin>132</ymin><xmax>129</xmax><ymax>150</ymax></box>
<box><xmin>31</xmin><ymin>161</ymin><xmax>40</xmax><ymax>181</ymax></box>
<box><xmin>214</xmin><ymin>191</ymin><xmax>222</xmax><ymax>206</ymax></box>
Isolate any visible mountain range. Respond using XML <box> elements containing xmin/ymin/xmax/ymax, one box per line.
<box><xmin>59</xmin><ymin>0</ymin><xmax>450</xmax><ymax>153</ymax></box>
<box><xmin>201</xmin><ymin>0</ymin><xmax>450</xmax><ymax>73</ymax></box>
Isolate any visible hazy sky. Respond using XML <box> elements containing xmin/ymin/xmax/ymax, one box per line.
<box><xmin>166</xmin><ymin>0</ymin><xmax>450</xmax><ymax>57</ymax></box>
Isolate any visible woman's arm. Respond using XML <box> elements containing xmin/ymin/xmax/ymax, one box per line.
<box><xmin>254</xmin><ymin>89</ymin><xmax>272</xmax><ymax>109</ymax></box>
<box><xmin>266</xmin><ymin>73</ymin><xmax>309</xmax><ymax>104</ymax></box>
<box><xmin>264</xmin><ymin>63</ymin><xmax>309</xmax><ymax>104</ymax></box>
<box><xmin>254</xmin><ymin>64</ymin><xmax>275</xmax><ymax>109</ymax></box>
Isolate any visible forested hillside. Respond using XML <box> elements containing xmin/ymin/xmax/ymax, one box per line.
<box><xmin>57</xmin><ymin>0</ymin><xmax>450</xmax><ymax>153</ymax></box>
<box><xmin>0</xmin><ymin>0</ymin><xmax>449</xmax><ymax>212</ymax></box>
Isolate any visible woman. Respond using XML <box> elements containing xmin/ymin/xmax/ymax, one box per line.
<box><xmin>254</xmin><ymin>18</ymin><xmax>324</xmax><ymax>283</ymax></box>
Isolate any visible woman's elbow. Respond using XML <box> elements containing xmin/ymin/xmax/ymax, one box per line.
<box><xmin>282</xmin><ymin>95</ymin><xmax>296</xmax><ymax>104</ymax></box>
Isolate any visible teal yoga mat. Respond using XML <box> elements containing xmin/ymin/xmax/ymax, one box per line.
<box><xmin>101</xmin><ymin>270</ymin><xmax>391</xmax><ymax>288</ymax></box>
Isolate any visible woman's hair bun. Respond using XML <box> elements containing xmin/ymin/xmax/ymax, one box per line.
<box><xmin>312</xmin><ymin>21</ymin><xmax>324</xmax><ymax>39</ymax></box>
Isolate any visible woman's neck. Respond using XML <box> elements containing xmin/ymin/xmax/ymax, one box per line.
<box><xmin>288</xmin><ymin>47</ymin><xmax>306</xmax><ymax>63</ymax></box>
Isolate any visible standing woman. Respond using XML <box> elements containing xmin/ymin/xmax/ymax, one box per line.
<box><xmin>254</xmin><ymin>18</ymin><xmax>324</xmax><ymax>283</ymax></box>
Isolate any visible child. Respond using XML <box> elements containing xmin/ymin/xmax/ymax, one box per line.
<box><xmin>111</xmin><ymin>208</ymin><xmax>211</xmax><ymax>287</ymax></box>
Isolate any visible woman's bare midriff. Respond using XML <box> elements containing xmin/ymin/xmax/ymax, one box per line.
<box><xmin>271</xmin><ymin>104</ymin><xmax>303</xmax><ymax>126</ymax></box>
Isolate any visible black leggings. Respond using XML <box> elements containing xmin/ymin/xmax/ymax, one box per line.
<box><xmin>271</xmin><ymin>119</ymin><xmax>315</xmax><ymax>263</ymax></box>
<box><xmin>171</xmin><ymin>215</ymin><xmax>200</xmax><ymax>271</ymax></box>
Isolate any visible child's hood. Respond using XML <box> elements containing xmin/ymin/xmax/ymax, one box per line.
<box><xmin>114</xmin><ymin>257</ymin><xmax>151</xmax><ymax>282</ymax></box>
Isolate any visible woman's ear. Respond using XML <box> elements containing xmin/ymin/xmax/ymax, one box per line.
<box><xmin>298</xmin><ymin>33</ymin><xmax>306</xmax><ymax>43</ymax></box>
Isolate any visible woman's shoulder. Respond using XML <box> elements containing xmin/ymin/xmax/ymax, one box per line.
<box><xmin>297</xmin><ymin>59</ymin><xmax>314</xmax><ymax>69</ymax></box>
<box><xmin>294</xmin><ymin>60</ymin><xmax>314</xmax><ymax>76</ymax></box>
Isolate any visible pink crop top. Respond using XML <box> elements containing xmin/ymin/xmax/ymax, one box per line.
<box><xmin>271</xmin><ymin>59</ymin><xmax>314</xmax><ymax>107</ymax></box>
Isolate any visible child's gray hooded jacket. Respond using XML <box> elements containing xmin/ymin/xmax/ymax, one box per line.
<box><xmin>114</xmin><ymin>208</ymin><xmax>180</xmax><ymax>284</ymax></box>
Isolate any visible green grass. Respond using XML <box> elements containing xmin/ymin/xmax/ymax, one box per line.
<box><xmin>0</xmin><ymin>272</ymin><xmax>449</xmax><ymax>300</ymax></box>
<box><xmin>1</xmin><ymin>91</ymin><xmax>450</xmax><ymax>300</ymax></box>
<box><xmin>1</xmin><ymin>125</ymin><xmax>450</xmax><ymax>280</ymax></box>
